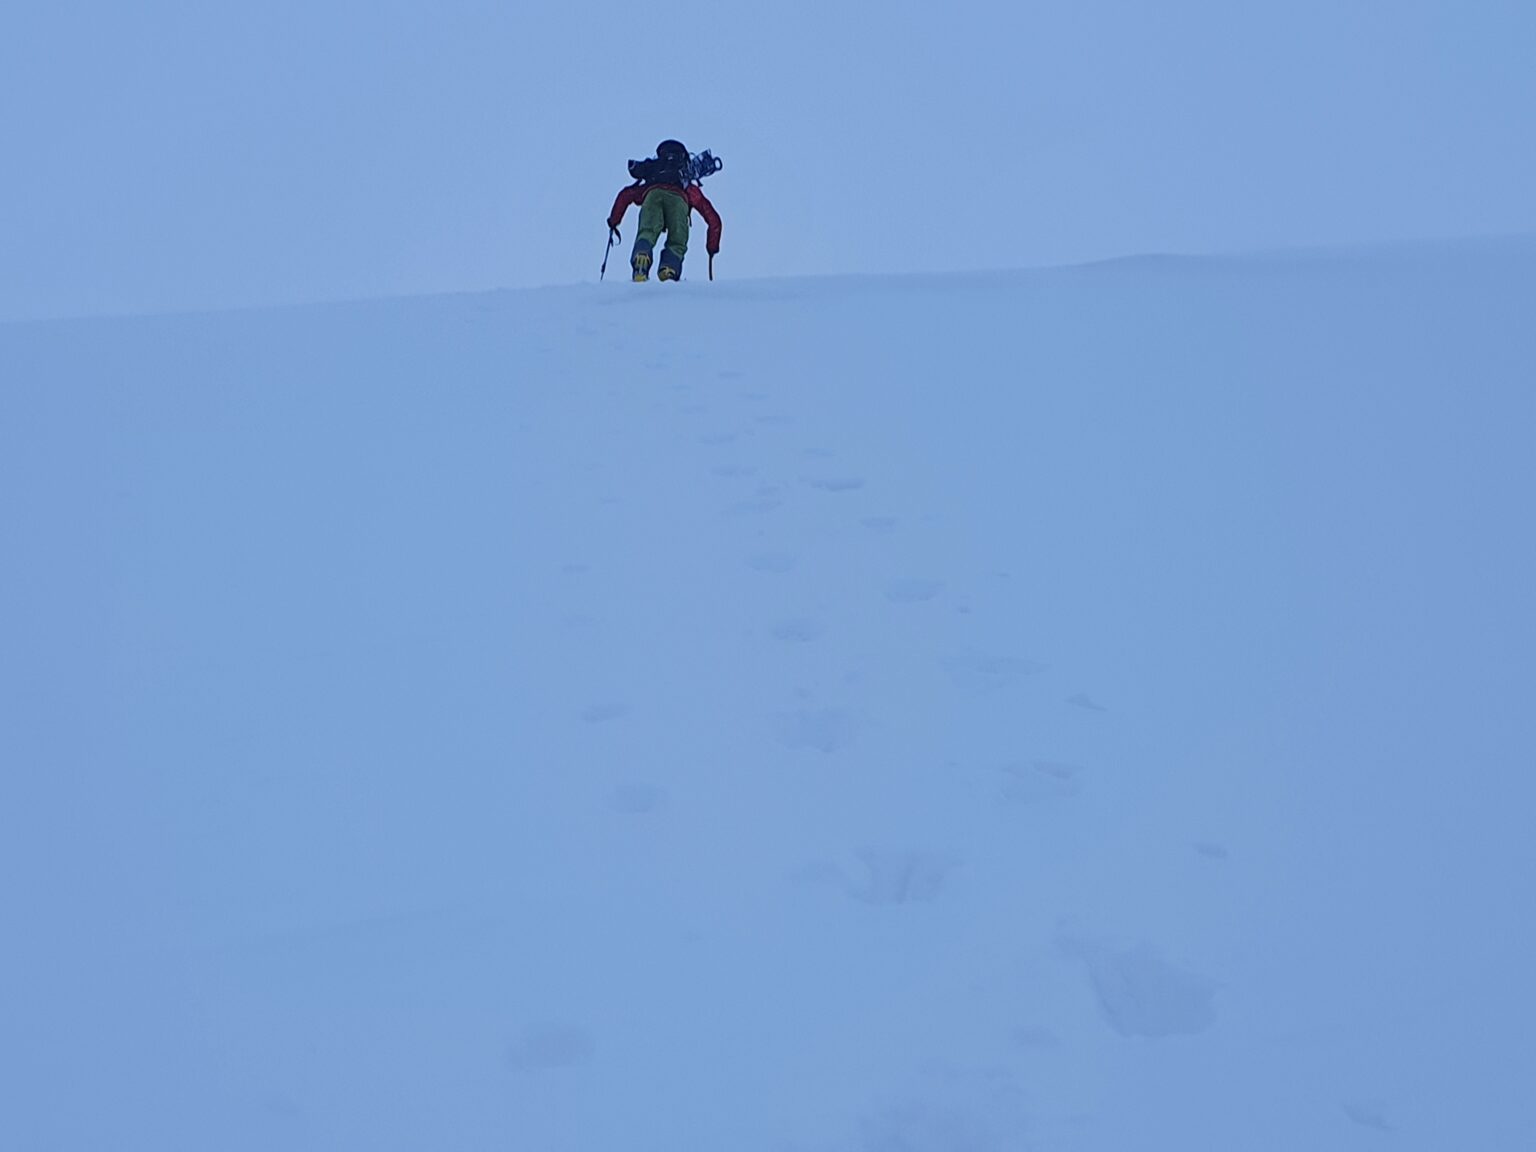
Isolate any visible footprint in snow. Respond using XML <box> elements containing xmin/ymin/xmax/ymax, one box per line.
<box><xmin>610</xmin><ymin>782</ymin><xmax>668</xmax><ymax>815</ymax></box>
<box><xmin>883</xmin><ymin>578</ymin><xmax>945</xmax><ymax>604</ymax></box>
<box><xmin>995</xmin><ymin>760</ymin><xmax>1085</xmax><ymax>804</ymax></box>
<box><xmin>724</xmin><ymin>490</ymin><xmax>784</xmax><ymax>516</ymax></box>
<box><xmin>804</xmin><ymin>475</ymin><xmax>866</xmax><ymax>493</ymax></box>
<box><xmin>1342</xmin><ymin>1102</ymin><xmax>1395</xmax><ymax>1134</ymax></box>
<box><xmin>861</xmin><ymin>516</ymin><xmax>899</xmax><ymax>533</ymax></box>
<box><xmin>860</xmin><ymin>1096</ymin><xmax>1011</xmax><ymax>1152</ymax></box>
<box><xmin>944</xmin><ymin>652</ymin><xmax>1048</xmax><ymax>693</ymax></box>
<box><xmin>1068</xmin><ymin>692</ymin><xmax>1109</xmax><ymax>712</ymax></box>
<box><xmin>506</xmin><ymin>1023</ymin><xmax>596</xmax><ymax>1070</ymax></box>
<box><xmin>711</xmin><ymin>463</ymin><xmax>757</xmax><ymax>478</ymax></box>
<box><xmin>747</xmin><ymin>551</ymin><xmax>797</xmax><ymax>573</ymax></box>
<box><xmin>1195</xmin><ymin>842</ymin><xmax>1230</xmax><ymax>861</ymax></box>
<box><xmin>770</xmin><ymin>618</ymin><xmax>824</xmax><ymax>643</ymax></box>
<box><xmin>1058</xmin><ymin>934</ymin><xmax>1219</xmax><ymax>1038</ymax></box>
<box><xmin>850</xmin><ymin>848</ymin><xmax>959</xmax><ymax>905</ymax></box>
<box><xmin>775</xmin><ymin>708</ymin><xmax>856</xmax><ymax>753</ymax></box>
<box><xmin>698</xmin><ymin>431</ymin><xmax>739</xmax><ymax>446</ymax></box>
<box><xmin>257</xmin><ymin>1093</ymin><xmax>309</xmax><ymax>1122</ymax></box>
<box><xmin>579</xmin><ymin>702</ymin><xmax>627</xmax><ymax>725</ymax></box>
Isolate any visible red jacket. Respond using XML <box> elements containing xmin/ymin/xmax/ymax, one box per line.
<box><xmin>608</xmin><ymin>183</ymin><xmax>722</xmax><ymax>255</ymax></box>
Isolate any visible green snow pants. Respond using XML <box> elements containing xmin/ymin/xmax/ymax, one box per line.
<box><xmin>637</xmin><ymin>189</ymin><xmax>691</xmax><ymax>259</ymax></box>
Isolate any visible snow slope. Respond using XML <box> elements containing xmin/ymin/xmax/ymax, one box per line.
<box><xmin>3</xmin><ymin>242</ymin><xmax>1534</xmax><ymax>1151</ymax></box>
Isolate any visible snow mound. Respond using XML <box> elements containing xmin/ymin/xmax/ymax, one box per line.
<box><xmin>3</xmin><ymin>242</ymin><xmax>1533</xmax><ymax>1150</ymax></box>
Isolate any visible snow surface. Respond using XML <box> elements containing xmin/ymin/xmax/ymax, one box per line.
<box><xmin>3</xmin><ymin>242</ymin><xmax>1535</xmax><ymax>1150</ymax></box>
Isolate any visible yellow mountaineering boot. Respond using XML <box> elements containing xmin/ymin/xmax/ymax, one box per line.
<box><xmin>657</xmin><ymin>248</ymin><xmax>684</xmax><ymax>282</ymax></box>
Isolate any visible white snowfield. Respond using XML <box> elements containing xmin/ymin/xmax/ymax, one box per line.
<box><xmin>3</xmin><ymin>241</ymin><xmax>1534</xmax><ymax>1151</ymax></box>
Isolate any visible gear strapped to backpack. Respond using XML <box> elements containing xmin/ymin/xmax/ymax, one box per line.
<box><xmin>627</xmin><ymin>146</ymin><xmax>723</xmax><ymax>188</ymax></box>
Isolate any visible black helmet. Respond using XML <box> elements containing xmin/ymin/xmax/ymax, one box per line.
<box><xmin>656</xmin><ymin>139</ymin><xmax>688</xmax><ymax>163</ymax></box>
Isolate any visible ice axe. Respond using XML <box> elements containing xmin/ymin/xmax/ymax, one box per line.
<box><xmin>601</xmin><ymin>227</ymin><xmax>620</xmax><ymax>280</ymax></box>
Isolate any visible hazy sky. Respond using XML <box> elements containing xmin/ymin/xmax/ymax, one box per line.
<box><xmin>3</xmin><ymin>0</ymin><xmax>1533</xmax><ymax>319</ymax></box>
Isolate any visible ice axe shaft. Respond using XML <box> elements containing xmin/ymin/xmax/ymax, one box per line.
<box><xmin>601</xmin><ymin>228</ymin><xmax>619</xmax><ymax>280</ymax></box>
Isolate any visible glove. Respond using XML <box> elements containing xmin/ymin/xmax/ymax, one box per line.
<box><xmin>707</xmin><ymin>241</ymin><xmax>719</xmax><ymax>256</ymax></box>
<box><xmin>608</xmin><ymin>224</ymin><xmax>621</xmax><ymax>242</ymax></box>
